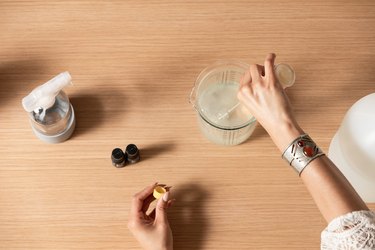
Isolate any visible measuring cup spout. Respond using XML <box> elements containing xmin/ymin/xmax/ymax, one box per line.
<box><xmin>189</xmin><ymin>85</ymin><xmax>199</xmax><ymax>112</ymax></box>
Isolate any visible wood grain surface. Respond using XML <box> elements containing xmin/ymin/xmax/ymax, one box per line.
<box><xmin>1</xmin><ymin>0</ymin><xmax>375</xmax><ymax>249</ymax></box>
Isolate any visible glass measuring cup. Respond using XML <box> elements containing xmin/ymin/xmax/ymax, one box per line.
<box><xmin>190</xmin><ymin>60</ymin><xmax>295</xmax><ymax>146</ymax></box>
<box><xmin>190</xmin><ymin>60</ymin><xmax>256</xmax><ymax>145</ymax></box>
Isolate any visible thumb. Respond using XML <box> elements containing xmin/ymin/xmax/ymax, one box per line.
<box><xmin>155</xmin><ymin>192</ymin><xmax>170</xmax><ymax>224</ymax></box>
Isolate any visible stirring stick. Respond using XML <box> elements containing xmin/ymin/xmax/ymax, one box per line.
<box><xmin>218</xmin><ymin>102</ymin><xmax>240</xmax><ymax>120</ymax></box>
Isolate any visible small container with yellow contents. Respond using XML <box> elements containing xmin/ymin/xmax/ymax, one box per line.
<box><xmin>153</xmin><ymin>186</ymin><xmax>167</xmax><ymax>199</ymax></box>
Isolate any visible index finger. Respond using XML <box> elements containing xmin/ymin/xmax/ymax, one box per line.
<box><xmin>131</xmin><ymin>182</ymin><xmax>158</xmax><ymax>214</ymax></box>
<box><xmin>264</xmin><ymin>53</ymin><xmax>276</xmax><ymax>79</ymax></box>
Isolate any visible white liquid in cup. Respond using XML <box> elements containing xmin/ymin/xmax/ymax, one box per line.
<box><xmin>199</xmin><ymin>83</ymin><xmax>253</xmax><ymax>127</ymax></box>
<box><xmin>197</xmin><ymin>82</ymin><xmax>256</xmax><ymax>145</ymax></box>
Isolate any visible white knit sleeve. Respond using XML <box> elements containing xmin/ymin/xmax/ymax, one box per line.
<box><xmin>321</xmin><ymin>210</ymin><xmax>375</xmax><ymax>249</ymax></box>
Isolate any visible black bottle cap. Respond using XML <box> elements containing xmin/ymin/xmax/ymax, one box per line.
<box><xmin>126</xmin><ymin>144</ymin><xmax>139</xmax><ymax>157</ymax></box>
<box><xmin>111</xmin><ymin>148</ymin><xmax>125</xmax><ymax>164</ymax></box>
<box><xmin>125</xmin><ymin>144</ymin><xmax>140</xmax><ymax>163</ymax></box>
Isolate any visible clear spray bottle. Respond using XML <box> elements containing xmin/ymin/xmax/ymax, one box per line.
<box><xmin>22</xmin><ymin>72</ymin><xmax>76</xmax><ymax>143</ymax></box>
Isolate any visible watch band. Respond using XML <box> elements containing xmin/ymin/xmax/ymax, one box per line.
<box><xmin>282</xmin><ymin>134</ymin><xmax>325</xmax><ymax>176</ymax></box>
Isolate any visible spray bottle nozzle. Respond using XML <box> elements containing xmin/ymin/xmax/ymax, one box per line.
<box><xmin>22</xmin><ymin>72</ymin><xmax>72</xmax><ymax>113</ymax></box>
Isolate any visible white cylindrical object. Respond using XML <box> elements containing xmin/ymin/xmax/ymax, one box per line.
<box><xmin>328</xmin><ymin>93</ymin><xmax>375</xmax><ymax>202</ymax></box>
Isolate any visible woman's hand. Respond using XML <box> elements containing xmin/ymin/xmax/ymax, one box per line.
<box><xmin>238</xmin><ymin>54</ymin><xmax>369</xmax><ymax>222</ymax></box>
<box><xmin>128</xmin><ymin>183</ymin><xmax>174</xmax><ymax>250</ymax></box>
<box><xmin>237</xmin><ymin>53</ymin><xmax>304</xmax><ymax>151</ymax></box>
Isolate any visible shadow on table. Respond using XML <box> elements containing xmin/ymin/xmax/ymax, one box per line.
<box><xmin>70</xmin><ymin>94</ymin><xmax>105</xmax><ymax>138</ymax></box>
<box><xmin>169</xmin><ymin>183</ymin><xmax>209</xmax><ymax>250</ymax></box>
<box><xmin>247</xmin><ymin>124</ymin><xmax>268</xmax><ymax>143</ymax></box>
<box><xmin>0</xmin><ymin>59</ymin><xmax>46</xmax><ymax>107</ymax></box>
<box><xmin>141</xmin><ymin>142</ymin><xmax>176</xmax><ymax>162</ymax></box>
<box><xmin>70</xmin><ymin>87</ymin><xmax>126</xmax><ymax>139</ymax></box>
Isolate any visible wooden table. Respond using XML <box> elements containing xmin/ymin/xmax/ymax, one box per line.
<box><xmin>1</xmin><ymin>1</ymin><xmax>374</xmax><ymax>249</ymax></box>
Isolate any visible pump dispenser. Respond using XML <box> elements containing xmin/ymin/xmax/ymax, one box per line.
<box><xmin>22</xmin><ymin>72</ymin><xmax>76</xmax><ymax>143</ymax></box>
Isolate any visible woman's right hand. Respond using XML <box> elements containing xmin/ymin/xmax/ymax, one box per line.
<box><xmin>237</xmin><ymin>53</ymin><xmax>304</xmax><ymax>151</ymax></box>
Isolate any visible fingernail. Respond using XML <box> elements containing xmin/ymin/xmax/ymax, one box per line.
<box><xmin>162</xmin><ymin>192</ymin><xmax>169</xmax><ymax>202</ymax></box>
